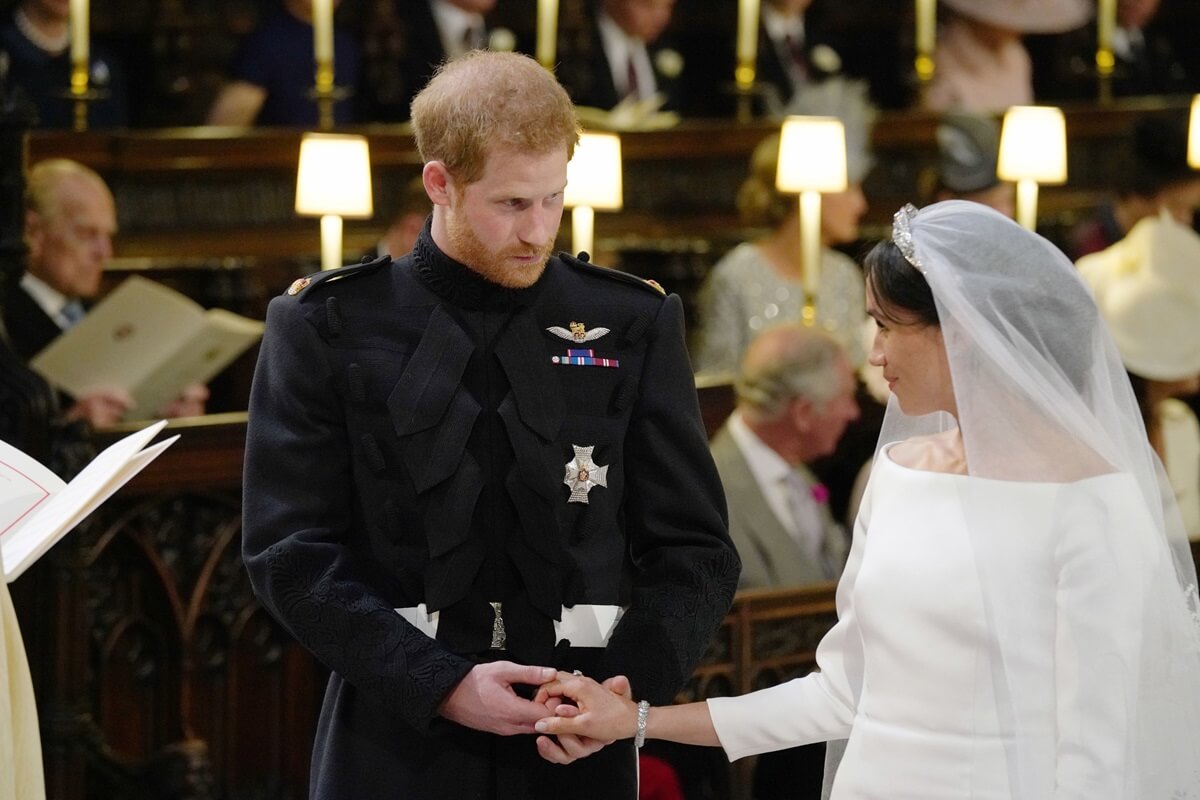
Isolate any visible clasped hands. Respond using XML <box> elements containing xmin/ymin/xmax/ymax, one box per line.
<box><xmin>437</xmin><ymin>661</ymin><xmax>640</xmax><ymax>765</ymax></box>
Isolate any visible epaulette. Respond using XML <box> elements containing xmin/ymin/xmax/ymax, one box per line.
<box><xmin>559</xmin><ymin>251</ymin><xmax>667</xmax><ymax>298</ymax></box>
<box><xmin>284</xmin><ymin>254</ymin><xmax>393</xmax><ymax>301</ymax></box>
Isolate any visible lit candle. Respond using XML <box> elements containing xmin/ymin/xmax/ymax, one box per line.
<box><xmin>69</xmin><ymin>0</ymin><xmax>88</xmax><ymax>72</ymax></box>
<box><xmin>537</xmin><ymin>0</ymin><xmax>559</xmax><ymax>69</ymax></box>
<box><xmin>312</xmin><ymin>0</ymin><xmax>334</xmax><ymax>67</ymax></box>
<box><xmin>915</xmin><ymin>0</ymin><xmax>935</xmax><ymax>57</ymax></box>
<box><xmin>1096</xmin><ymin>0</ymin><xmax>1116</xmax><ymax>74</ymax></box>
<box><xmin>735</xmin><ymin>0</ymin><xmax>760</xmax><ymax>89</ymax></box>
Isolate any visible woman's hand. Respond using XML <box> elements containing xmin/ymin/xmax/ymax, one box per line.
<box><xmin>533</xmin><ymin>672</ymin><xmax>638</xmax><ymax>763</ymax></box>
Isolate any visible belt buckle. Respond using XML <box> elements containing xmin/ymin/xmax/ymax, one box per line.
<box><xmin>489</xmin><ymin>601</ymin><xmax>506</xmax><ymax>649</ymax></box>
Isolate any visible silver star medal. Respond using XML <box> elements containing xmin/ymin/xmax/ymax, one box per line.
<box><xmin>564</xmin><ymin>445</ymin><xmax>609</xmax><ymax>503</ymax></box>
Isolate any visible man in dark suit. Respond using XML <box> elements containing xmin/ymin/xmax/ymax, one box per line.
<box><xmin>242</xmin><ymin>51</ymin><xmax>739</xmax><ymax>799</ymax></box>
<box><xmin>358</xmin><ymin>0</ymin><xmax>497</xmax><ymax>121</ymax></box>
<box><xmin>5</xmin><ymin>159</ymin><xmax>208</xmax><ymax>427</ymax></box>
<box><xmin>556</xmin><ymin>0</ymin><xmax>684</xmax><ymax>112</ymax></box>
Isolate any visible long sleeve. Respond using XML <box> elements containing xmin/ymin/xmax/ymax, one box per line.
<box><xmin>707</xmin><ymin>477</ymin><xmax>874</xmax><ymax>760</ymax></box>
<box><xmin>242</xmin><ymin>295</ymin><xmax>473</xmax><ymax>733</ymax></box>
<box><xmin>602</xmin><ymin>294</ymin><xmax>741</xmax><ymax>705</ymax></box>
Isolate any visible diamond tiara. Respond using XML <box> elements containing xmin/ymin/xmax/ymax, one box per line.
<box><xmin>892</xmin><ymin>203</ymin><xmax>924</xmax><ymax>273</ymax></box>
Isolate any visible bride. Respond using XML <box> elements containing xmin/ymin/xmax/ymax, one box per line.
<box><xmin>532</xmin><ymin>201</ymin><xmax>1200</xmax><ymax>798</ymax></box>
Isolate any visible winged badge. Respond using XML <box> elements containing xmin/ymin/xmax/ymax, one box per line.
<box><xmin>547</xmin><ymin>321</ymin><xmax>611</xmax><ymax>343</ymax></box>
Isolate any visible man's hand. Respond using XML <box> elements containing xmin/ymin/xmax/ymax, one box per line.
<box><xmin>535</xmin><ymin>674</ymin><xmax>632</xmax><ymax>765</ymax></box>
<box><xmin>65</xmin><ymin>389</ymin><xmax>134</xmax><ymax>428</ymax></box>
<box><xmin>438</xmin><ymin>662</ymin><xmax>558</xmax><ymax>736</ymax></box>
<box><xmin>158</xmin><ymin>383</ymin><xmax>209</xmax><ymax>418</ymax></box>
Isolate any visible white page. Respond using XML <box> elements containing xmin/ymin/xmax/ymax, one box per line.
<box><xmin>30</xmin><ymin>277</ymin><xmax>206</xmax><ymax>402</ymax></box>
<box><xmin>2</xmin><ymin>420</ymin><xmax>175</xmax><ymax>582</ymax></box>
<box><xmin>0</xmin><ymin>440</ymin><xmax>67</xmax><ymax>537</ymax></box>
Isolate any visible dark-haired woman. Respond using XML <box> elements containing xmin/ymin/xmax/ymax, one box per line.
<box><xmin>532</xmin><ymin>201</ymin><xmax>1200</xmax><ymax>799</ymax></box>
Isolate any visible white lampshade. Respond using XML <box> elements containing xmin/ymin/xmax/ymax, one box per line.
<box><xmin>1189</xmin><ymin>95</ymin><xmax>1200</xmax><ymax>169</ymax></box>
<box><xmin>776</xmin><ymin>116</ymin><xmax>847</xmax><ymax>194</ymax></box>
<box><xmin>997</xmin><ymin>106</ymin><xmax>1067</xmax><ymax>184</ymax></box>
<box><xmin>295</xmin><ymin>133</ymin><xmax>375</xmax><ymax>218</ymax></box>
<box><xmin>565</xmin><ymin>132</ymin><xmax>623</xmax><ymax>211</ymax></box>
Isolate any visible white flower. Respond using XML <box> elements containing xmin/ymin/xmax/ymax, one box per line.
<box><xmin>488</xmin><ymin>27</ymin><xmax>517</xmax><ymax>53</ymax></box>
<box><xmin>654</xmin><ymin>48</ymin><xmax>684</xmax><ymax>79</ymax></box>
<box><xmin>809</xmin><ymin>44</ymin><xmax>842</xmax><ymax>74</ymax></box>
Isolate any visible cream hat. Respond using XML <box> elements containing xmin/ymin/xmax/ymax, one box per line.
<box><xmin>1078</xmin><ymin>213</ymin><xmax>1200</xmax><ymax>381</ymax></box>
<box><xmin>941</xmin><ymin>0</ymin><xmax>1093</xmax><ymax>34</ymax></box>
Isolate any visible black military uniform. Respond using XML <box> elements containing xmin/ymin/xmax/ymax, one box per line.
<box><xmin>243</xmin><ymin>226</ymin><xmax>740</xmax><ymax>799</ymax></box>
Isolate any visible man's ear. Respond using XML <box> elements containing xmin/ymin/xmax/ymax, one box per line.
<box><xmin>24</xmin><ymin>209</ymin><xmax>44</xmax><ymax>253</ymax></box>
<box><xmin>789</xmin><ymin>395</ymin><xmax>815</xmax><ymax>432</ymax></box>
<box><xmin>423</xmin><ymin>161</ymin><xmax>454</xmax><ymax>207</ymax></box>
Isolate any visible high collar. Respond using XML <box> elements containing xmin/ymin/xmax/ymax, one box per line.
<box><xmin>411</xmin><ymin>221</ymin><xmax>544</xmax><ymax>311</ymax></box>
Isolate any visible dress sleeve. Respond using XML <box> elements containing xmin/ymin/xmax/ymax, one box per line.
<box><xmin>1052</xmin><ymin>482</ymin><xmax>1147</xmax><ymax>798</ymax></box>
<box><xmin>242</xmin><ymin>296</ymin><xmax>474</xmax><ymax>734</ymax></box>
<box><xmin>707</xmin><ymin>475</ymin><xmax>873</xmax><ymax>760</ymax></box>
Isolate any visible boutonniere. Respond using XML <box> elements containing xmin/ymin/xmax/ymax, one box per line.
<box><xmin>654</xmin><ymin>48</ymin><xmax>684</xmax><ymax>79</ymax></box>
<box><xmin>809</xmin><ymin>44</ymin><xmax>842</xmax><ymax>75</ymax></box>
<box><xmin>810</xmin><ymin>483</ymin><xmax>830</xmax><ymax>505</ymax></box>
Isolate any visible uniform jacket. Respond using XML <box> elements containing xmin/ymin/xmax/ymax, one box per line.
<box><xmin>710</xmin><ymin>423</ymin><xmax>844</xmax><ymax>590</ymax></box>
<box><xmin>242</xmin><ymin>230</ymin><xmax>740</xmax><ymax>799</ymax></box>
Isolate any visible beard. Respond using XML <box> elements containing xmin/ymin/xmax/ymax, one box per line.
<box><xmin>445</xmin><ymin>213</ymin><xmax>553</xmax><ymax>289</ymax></box>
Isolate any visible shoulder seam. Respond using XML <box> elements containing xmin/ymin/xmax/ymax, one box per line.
<box><xmin>286</xmin><ymin>255</ymin><xmax>393</xmax><ymax>301</ymax></box>
<box><xmin>558</xmin><ymin>252</ymin><xmax>667</xmax><ymax>298</ymax></box>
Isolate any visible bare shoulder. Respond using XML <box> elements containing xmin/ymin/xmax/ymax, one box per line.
<box><xmin>889</xmin><ymin>430</ymin><xmax>968</xmax><ymax>475</ymax></box>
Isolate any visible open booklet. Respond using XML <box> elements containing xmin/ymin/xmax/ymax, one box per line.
<box><xmin>0</xmin><ymin>420</ymin><xmax>178</xmax><ymax>583</ymax></box>
<box><xmin>30</xmin><ymin>276</ymin><xmax>265</xmax><ymax>420</ymax></box>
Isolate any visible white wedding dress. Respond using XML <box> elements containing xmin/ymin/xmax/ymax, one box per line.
<box><xmin>709</xmin><ymin>444</ymin><xmax>1161</xmax><ymax>799</ymax></box>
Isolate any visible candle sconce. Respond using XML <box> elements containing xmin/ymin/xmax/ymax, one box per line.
<box><xmin>63</xmin><ymin>63</ymin><xmax>107</xmax><ymax>133</ymax></box>
<box><xmin>732</xmin><ymin>0</ymin><xmax>761</xmax><ymax>122</ymax></box>
<box><xmin>913</xmin><ymin>0</ymin><xmax>936</xmax><ymax>103</ymax></box>
<box><xmin>1095</xmin><ymin>0</ymin><xmax>1116</xmax><ymax>104</ymax></box>
<box><xmin>308</xmin><ymin>72</ymin><xmax>351</xmax><ymax>132</ymax></box>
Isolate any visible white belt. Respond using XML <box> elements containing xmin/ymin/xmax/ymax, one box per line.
<box><xmin>394</xmin><ymin>603</ymin><xmax>624</xmax><ymax>648</ymax></box>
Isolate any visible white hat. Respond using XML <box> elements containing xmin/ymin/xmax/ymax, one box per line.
<box><xmin>941</xmin><ymin>0</ymin><xmax>1093</xmax><ymax>34</ymax></box>
<box><xmin>1078</xmin><ymin>214</ymin><xmax>1200</xmax><ymax>381</ymax></box>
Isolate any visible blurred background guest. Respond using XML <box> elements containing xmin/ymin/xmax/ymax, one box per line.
<box><xmin>374</xmin><ymin>175</ymin><xmax>430</xmax><ymax>259</ymax></box>
<box><xmin>922</xmin><ymin>0</ymin><xmax>1092</xmax><ymax>112</ymax></box>
<box><xmin>556</xmin><ymin>0</ymin><xmax>683</xmax><ymax>112</ymax></box>
<box><xmin>713</xmin><ymin>323</ymin><xmax>857</xmax><ymax>590</ymax></box>
<box><xmin>206</xmin><ymin>0</ymin><xmax>359</xmax><ymax>126</ymax></box>
<box><xmin>1067</xmin><ymin>112</ymin><xmax>1200</xmax><ymax>260</ymax></box>
<box><xmin>1079</xmin><ymin>212</ymin><xmax>1200</xmax><ymax>539</ymax></box>
<box><xmin>1031</xmin><ymin>0</ymin><xmax>1190</xmax><ymax>101</ymax></box>
<box><xmin>921</xmin><ymin>111</ymin><xmax>1015</xmax><ymax>218</ymax></box>
<box><xmin>690</xmin><ymin>81</ymin><xmax>873</xmax><ymax>376</ymax></box>
<box><xmin>357</xmin><ymin>0</ymin><xmax>499</xmax><ymax>122</ymax></box>
<box><xmin>5</xmin><ymin>159</ymin><xmax>208</xmax><ymax>426</ymax></box>
<box><xmin>0</xmin><ymin>0</ymin><xmax>127</xmax><ymax>128</ymax></box>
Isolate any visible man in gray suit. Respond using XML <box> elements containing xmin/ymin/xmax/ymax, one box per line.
<box><xmin>708</xmin><ymin>322</ymin><xmax>859</xmax><ymax>800</ymax></box>
<box><xmin>711</xmin><ymin>322</ymin><xmax>859</xmax><ymax>590</ymax></box>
